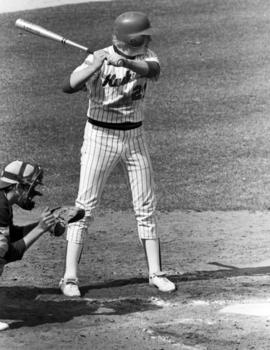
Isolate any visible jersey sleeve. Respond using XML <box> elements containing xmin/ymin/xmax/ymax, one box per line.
<box><xmin>0</xmin><ymin>227</ymin><xmax>9</xmax><ymax>258</ymax></box>
<box><xmin>143</xmin><ymin>49</ymin><xmax>160</xmax><ymax>81</ymax></box>
<box><xmin>0</xmin><ymin>258</ymin><xmax>5</xmax><ymax>276</ymax></box>
<box><xmin>0</xmin><ymin>203</ymin><xmax>10</xmax><ymax>227</ymax></box>
<box><xmin>144</xmin><ymin>49</ymin><xmax>160</xmax><ymax>64</ymax></box>
<box><xmin>73</xmin><ymin>54</ymin><xmax>94</xmax><ymax>73</ymax></box>
<box><xmin>0</xmin><ymin>205</ymin><xmax>10</xmax><ymax>258</ymax></box>
<box><xmin>73</xmin><ymin>48</ymin><xmax>110</xmax><ymax>73</ymax></box>
<box><xmin>63</xmin><ymin>54</ymin><xmax>95</xmax><ymax>93</ymax></box>
<box><xmin>73</xmin><ymin>53</ymin><xmax>99</xmax><ymax>91</ymax></box>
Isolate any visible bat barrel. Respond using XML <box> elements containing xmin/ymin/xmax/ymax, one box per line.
<box><xmin>16</xmin><ymin>19</ymin><xmax>65</xmax><ymax>41</ymax></box>
<box><xmin>15</xmin><ymin>18</ymin><xmax>91</xmax><ymax>53</ymax></box>
<box><xmin>15</xmin><ymin>18</ymin><xmax>28</xmax><ymax>28</ymax></box>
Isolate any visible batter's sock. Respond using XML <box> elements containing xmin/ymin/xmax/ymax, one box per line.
<box><xmin>142</xmin><ymin>238</ymin><xmax>162</xmax><ymax>275</ymax></box>
<box><xmin>63</xmin><ymin>241</ymin><xmax>83</xmax><ymax>279</ymax></box>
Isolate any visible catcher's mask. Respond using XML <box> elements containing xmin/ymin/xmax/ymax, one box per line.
<box><xmin>113</xmin><ymin>11</ymin><xmax>153</xmax><ymax>48</ymax></box>
<box><xmin>0</xmin><ymin>160</ymin><xmax>43</xmax><ymax>210</ymax></box>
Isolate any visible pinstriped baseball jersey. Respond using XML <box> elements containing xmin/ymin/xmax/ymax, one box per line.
<box><xmin>74</xmin><ymin>45</ymin><xmax>159</xmax><ymax>123</ymax></box>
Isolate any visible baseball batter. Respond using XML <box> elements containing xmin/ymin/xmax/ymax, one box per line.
<box><xmin>59</xmin><ymin>11</ymin><xmax>176</xmax><ymax>296</ymax></box>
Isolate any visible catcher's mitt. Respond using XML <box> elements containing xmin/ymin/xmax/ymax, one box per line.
<box><xmin>50</xmin><ymin>206</ymin><xmax>85</xmax><ymax>237</ymax></box>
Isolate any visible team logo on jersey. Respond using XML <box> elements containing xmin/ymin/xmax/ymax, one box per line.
<box><xmin>102</xmin><ymin>70</ymin><xmax>132</xmax><ymax>87</ymax></box>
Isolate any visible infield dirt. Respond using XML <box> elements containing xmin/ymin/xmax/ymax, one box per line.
<box><xmin>1</xmin><ymin>209</ymin><xmax>270</xmax><ymax>349</ymax></box>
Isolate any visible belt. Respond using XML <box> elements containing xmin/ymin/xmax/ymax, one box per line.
<box><xmin>87</xmin><ymin>117</ymin><xmax>142</xmax><ymax>130</ymax></box>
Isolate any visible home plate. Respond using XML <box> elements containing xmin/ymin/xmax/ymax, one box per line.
<box><xmin>220</xmin><ymin>303</ymin><xmax>270</xmax><ymax>317</ymax></box>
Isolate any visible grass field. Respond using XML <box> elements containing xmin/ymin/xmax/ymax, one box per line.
<box><xmin>1</xmin><ymin>0</ymin><xmax>270</xmax><ymax>212</ymax></box>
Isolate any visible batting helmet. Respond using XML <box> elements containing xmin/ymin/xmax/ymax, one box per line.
<box><xmin>113</xmin><ymin>11</ymin><xmax>153</xmax><ymax>47</ymax></box>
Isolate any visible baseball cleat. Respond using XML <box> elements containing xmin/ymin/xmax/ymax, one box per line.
<box><xmin>0</xmin><ymin>322</ymin><xmax>9</xmax><ymax>331</ymax></box>
<box><xmin>59</xmin><ymin>278</ymin><xmax>81</xmax><ymax>297</ymax></box>
<box><xmin>149</xmin><ymin>272</ymin><xmax>176</xmax><ymax>293</ymax></box>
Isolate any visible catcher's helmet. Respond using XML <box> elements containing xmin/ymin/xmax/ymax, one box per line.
<box><xmin>0</xmin><ymin>161</ymin><xmax>43</xmax><ymax>189</ymax></box>
<box><xmin>113</xmin><ymin>11</ymin><xmax>153</xmax><ymax>47</ymax></box>
<box><xmin>0</xmin><ymin>160</ymin><xmax>43</xmax><ymax>210</ymax></box>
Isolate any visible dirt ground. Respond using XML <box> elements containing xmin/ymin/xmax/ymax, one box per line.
<box><xmin>1</xmin><ymin>209</ymin><xmax>270</xmax><ymax>349</ymax></box>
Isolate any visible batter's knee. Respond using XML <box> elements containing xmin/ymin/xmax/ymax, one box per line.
<box><xmin>66</xmin><ymin>215</ymin><xmax>93</xmax><ymax>244</ymax></box>
<box><xmin>137</xmin><ymin>218</ymin><xmax>158</xmax><ymax>240</ymax></box>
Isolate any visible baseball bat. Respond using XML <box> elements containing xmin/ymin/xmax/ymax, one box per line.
<box><xmin>15</xmin><ymin>18</ymin><xmax>92</xmax><ymax>54</ymax></box>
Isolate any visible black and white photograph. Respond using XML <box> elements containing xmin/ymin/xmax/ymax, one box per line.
<box><xmin>1</xmin><ymin>0</ymin><xmax>270</xmax><ymax>349</ymax></box>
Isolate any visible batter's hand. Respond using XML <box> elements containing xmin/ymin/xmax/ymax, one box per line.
<box><xmin>106</xmin><ymin>52</ymin><xmax>126</xmax><ymax>67</ymax></box>
<box><xmin>93</xmin><ymin>49</ymin><xmax>107</xmax><ymax>70</ymax></box>
<box><xmin>37</xmin><ymin>207</ymin><xmax>56</xmax><ymax>232</ymax></box>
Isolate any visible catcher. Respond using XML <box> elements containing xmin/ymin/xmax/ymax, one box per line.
<box><xmin>0</xmin><ymin>160</ymin><xmax>84</xmax><ymax>331</ymax></box>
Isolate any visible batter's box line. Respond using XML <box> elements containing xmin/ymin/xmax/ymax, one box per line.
<box><xmin>168</xmin><ymin>264</ymin><xmax>270</xmax><ymax>283</ymax></box>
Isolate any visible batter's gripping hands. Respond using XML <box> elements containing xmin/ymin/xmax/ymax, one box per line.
<box><xmin>50</xmin><ymin>206</ymin><xmax>85</xmax><ymax>237</ymax></box>
<box><xmin>106</xmin><ymin>52</ymin><xmax>125</xmax><ymax>67</ymax></box>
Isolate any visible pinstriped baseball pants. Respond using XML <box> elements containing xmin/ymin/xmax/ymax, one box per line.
<box><xmin>66</xmin><ymin>121</ymin><xmax>158</xmax><ymax>244</ymax></box>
